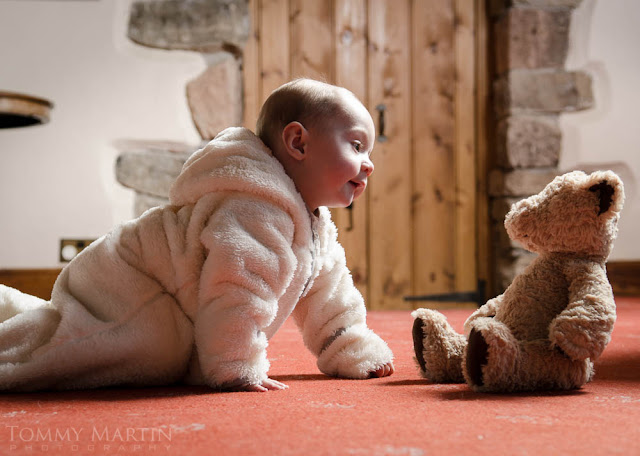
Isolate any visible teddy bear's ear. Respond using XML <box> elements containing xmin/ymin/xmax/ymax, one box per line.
<box><xmin>589</xmin><ymin>180</ymin><xmax>615</xmax><ymax>215</ymax></box>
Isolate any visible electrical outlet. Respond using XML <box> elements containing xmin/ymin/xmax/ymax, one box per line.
<box><xmin>59</xmin><ymin>239</ymin><xmax>96</xmax><ymax>262</ymax></box>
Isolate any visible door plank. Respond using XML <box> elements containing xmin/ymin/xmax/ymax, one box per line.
<box><xmin>411</xmin><ymin>0</ymin><xmax>457</xmax><ymax>299</ymax></box>
<box><xmin>290</xmin><ymin>0</ymin><xmax>334</xmax><ymax>81</ymax></box>
<box><xmin>259</xmin><ymin>0</ymin><xmax>291</xmax><ymax>101</ymax></box>
<box><xmin>475</xmin><ymin>0</ymin><xmax>492</xmax><ymax>296</ymax></box>
<box><xmin>243</xmin><ymin>0</ymin><xmax>261</xmax><ymax>130</ymax></box>
<box><xmin>367</xmin><ymin>0</ymin><xmax>413</xmax><ymax>310</ymax></box>
<box><xmin>454</xmin><ymin>0</ymin><xmax>478</xmax><ymax>292</ymax></box>
<box><xmin>333</xmin><ymin>0</ymin><xmax>369</xmax><ymax>299</ymax></box>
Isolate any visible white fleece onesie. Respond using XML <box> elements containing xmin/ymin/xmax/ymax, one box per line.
<box><xmin>0</xmin><ymin>127</ymin><xmax>393</xmax><ymax>391</ymax></box>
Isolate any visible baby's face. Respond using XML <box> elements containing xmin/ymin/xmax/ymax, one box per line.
<box><xmin>301</xmin><ymin>95</ymin><xmax>375</xmax><ymax>211</ymax></box>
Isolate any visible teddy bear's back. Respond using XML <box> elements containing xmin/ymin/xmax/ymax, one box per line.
<box><xmin>496</xmin><ymin>254</ymin><xmax>572</xmax><ymax>341</ymax></box>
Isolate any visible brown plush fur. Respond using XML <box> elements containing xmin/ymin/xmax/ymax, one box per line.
<box><xmin>412</xmin><ymin>170</ymin><xmax>624</xmax><ymax>392</ymax></box>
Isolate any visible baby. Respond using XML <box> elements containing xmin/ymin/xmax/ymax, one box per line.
<box><xmin>0</xmin><ymin>78</ymin><xmax>394</xmax><ymax>392</ymax></box>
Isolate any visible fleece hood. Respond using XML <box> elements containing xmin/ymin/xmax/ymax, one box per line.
<box><xmin>170</xmin><ymin>127</ymin><xmax>306</xmax><ymax>218</ymax></box>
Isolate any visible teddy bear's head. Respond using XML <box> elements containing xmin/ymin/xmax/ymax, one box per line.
<box><xmin>504</xmin><ymin>170</ymin><xmax>624</xmax><ymax>258</ymax></box>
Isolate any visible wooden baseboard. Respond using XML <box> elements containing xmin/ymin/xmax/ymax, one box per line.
<box><xmin>0</xmin><ymin>268</ymin><xmax>62</xmax><ymax>300</ymax></box>
<box><xmin>0</xmin><ymin>262</ymin><xmax>637</xmax><ymax>302</ymax></box>
<box><xmin>608</xmin><ymin>261</ymin><xmax>640</xmax><ymax>297</ymax></box>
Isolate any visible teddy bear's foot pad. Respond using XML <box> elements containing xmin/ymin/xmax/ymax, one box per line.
<box><xmin>411</xmin><ymin>309</ymin><xmax>466</xmax><ymax>383</ymax></box>
<box><xmin>466</xmin><ymin>328</ymin><xmax>489</xmax><ymax>387</ymax></box>
<box><xmin>412</xmin><ymin>318</ymin><xmax>428</xmax><ymax>372</ymax></box>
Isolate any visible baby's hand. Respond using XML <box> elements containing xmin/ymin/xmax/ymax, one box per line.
<box><xmin>223</xmin><ymin>377</ymin><xmax>289</xmax><ymax>392</ymax></box>
<box><xmin>369</xmin><ymin>362</ymin><xmax>395</xmax><ymax>378</ymax></box>
<box><xmin>244</xmin><ymin>378</ymin><xmax>289</xmax><ymax>392</ymax></box>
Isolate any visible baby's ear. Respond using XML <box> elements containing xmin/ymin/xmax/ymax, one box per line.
<box><xmin>282</xmin><ymin>121</ymin><xmax>307</xmax><ymax>161</ymax></box>
<box><xmin>587</xmin><ymin>171</ymin><xmax>625</xmax><ymax>216</ymax></box>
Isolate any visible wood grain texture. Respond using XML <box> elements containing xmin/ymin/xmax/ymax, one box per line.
<box><xmin>259</xmin><ymin>0</ymin><xmax>291</xmax><ymax>100</ymax></box>
<box><xmin>474</xmin><ymin>0</ymin><xmax>492</xmax><ymax>296</ymax></box>
<box><xmin>411</xmin><ymin>0</ymin><xmax>457</xmax><ymax>298</ymax></box>
<box><xmin>243</xmin><ymin>0</ymin><xmax>261</xmax><ymax>130</ymax></box>
<box><xmin>0</xmin><ymin>269</ymin><xmax>61</xmax><ymax>300</ymax></box>
<box><xmin>367</xmin><ymin>0</ymin><xmax>413</xmax><ymax>309</ymax></box>
<box><xmin>454</xmin><ymin>0</ymin><xmax>477</xmax><ymax>292</ymax></box>
<box><xmin>333</xmin><ymin>0</ymin><xmax>369</xmax><ymax>299</ymax></box>
<box><xmin>290</xmin><ymin>0</ymin><xmax>334</xmax><ymax>81</ymax></box>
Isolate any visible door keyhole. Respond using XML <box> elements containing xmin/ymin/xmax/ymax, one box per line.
<box><xmin>346</xmin><ymin>203</ymin><xmax>354</xmax><ymax>231</ymax></box>
<box><xmin>376</xmin><ymin>104</ymin><xmax>387</xmax><ymax>143</ymax></box>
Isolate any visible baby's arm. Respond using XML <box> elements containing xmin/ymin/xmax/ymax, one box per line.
<box><xmin>292</xmin><ymin>213</ymin><xmax>394</xmax><ymax>379</ymax></box>
<box><xmin>370</xmin><ymin>363</ymin><xmax>395</xmax><ymax>378</ymax></box>
<box><xmin>195</xmin><ymin>198</ymin><xmax>297</xmax><ymax>391</ymax></box>
<box><xmin>220</xmin><ymin>377</ymin><xmax>289</xmax><ymax>392</ymax></box>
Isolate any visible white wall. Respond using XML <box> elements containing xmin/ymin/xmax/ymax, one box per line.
<box><xmin>562</xmin><ymin>0</ymin><xmax>640</xmax><ymax>260</ymax></box>
<box><xmin>0</xmin><ymin>0</ymin><xmax>206</xmax><ymax>268</ymax></box>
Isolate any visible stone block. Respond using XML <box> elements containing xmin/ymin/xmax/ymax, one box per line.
<box><xmin>112</xmin><ymin>138</ymin><xmax>199</xmax><ymax>156</ymax></box>
<box><xmin>489</xmin><ymin>168</ymin><xmax>559</xmax><ymax>197</ymax></box>
<box><xmin>496</xmin><ymin>115</ymin><xmax>561</xmax><ymax>169</ymax></box>
<box><xmin>187</xmin><ymin>53</ymin><xmax>243</xmax><ymax>140</ymax></box>
<box><xmin>494</xmin><ymin>8</ymin><xmax>569</xmax><ymax>74</ymax></box>
<box><xmin>494</xmin><ymin>70</ymin><xmax>593</xmax><ymax>117</ymax></box>
<box><xmin>489</xmin><ymin>0</ymin><xmax>583</xmax><ymax>16</ymax></box>
<box><xmin>134</xmin><ymin>193</ymin><xmax>170</xmax><ymax>218</ymax></box>
<box><xmin>510</xmin><ymin>0</ymin><xmax>583</xmax><ymax>7</ymax></box>
<box><xmin>128</xmin><ymin>0</ymin><xmax>250</xmax><ymax>54</ymax></box>
<box><xmin>115</xmin><ymin>150</ymin><xmax>189</xmax><ymax>198</ymax></box>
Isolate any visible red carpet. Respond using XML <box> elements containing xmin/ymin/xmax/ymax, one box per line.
<box><xmin>1</xmin><ymin>297</ymin><xmax>639</xmax><ymax>455</ymax></box>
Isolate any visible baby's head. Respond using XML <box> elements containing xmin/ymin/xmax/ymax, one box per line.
<box><xmin>256</xmin><ymin>79</ymin><xmax>375</xmax><ymax>213</ymax></box>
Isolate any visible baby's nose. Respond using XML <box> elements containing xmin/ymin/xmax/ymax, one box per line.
<box><xmin>362</xmin><ymin>158</ymin><xmax>374</xmax><ymax>176</ymax></box>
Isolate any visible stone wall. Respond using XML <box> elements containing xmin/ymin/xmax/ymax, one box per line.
<box><xmin>488</xmin><ymin>0</ymin><xmax>593</xmax><ymax>291</ymax></box>
<box><xmin>128</xmin><ymin>0</ymin><xmax>249</xmax><ymax>54</ymax></box>
<box><xmin>114</xmin><ymin>139</ymin><xmax>193</xmax><ymax>215</ymax></box>
<box><xmin>116</xmin><ymin>0</ymin><xmax>249</xmax><ymax>215</ymax></box>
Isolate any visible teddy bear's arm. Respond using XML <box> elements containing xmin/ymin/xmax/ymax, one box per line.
<box><xmin>549</xmin><ymin>262</ymin><xmax>616</xmax><ymax>361</ymax></box>
<box><xmin>463</xmin><ymin>294</ymin><xmax>503</xmax><ymax>337</ymax></box>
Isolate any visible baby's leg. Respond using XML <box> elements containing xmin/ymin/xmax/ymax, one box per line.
<box><xmin>0</xmin><ymin>266</ymin><xmax>194</xmax><ymax>391</ymax></box>
<box><xmin>53</xmin><ymin>289</ymin><xmax>194</xmax><ymax>390</ymax></box>
<box><xmin>0</xmin><ymin>291</ymin><xmax>193</xmax><ymax>391</ymax></box>
<box><xmin>1</xmin><ymin>284</ymin><xmax>52</xmax><ymax>321</ymax></box>
<box><xmin>412</xmin><ymin>309</ymin><xmax>466</xmax><ymax>383</ymax></box>
<box><xmin>0</xmin><ymin>285</ymin><xmax>61</xmax><ymax>363</ymax></box>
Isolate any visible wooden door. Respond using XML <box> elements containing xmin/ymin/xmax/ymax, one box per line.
<box><xmin>243</xmin><ymin>0</ymin><xmax>486</xmax><ymax>310</ymax></box>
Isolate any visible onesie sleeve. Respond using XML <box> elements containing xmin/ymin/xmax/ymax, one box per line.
<box><xmin>195</xmin><ymin>196</ymin><xmax>297</xmax><ymax>388</ymax></box>
<box><xmin>291</xmin><ymin>214</ymin><xmax>393</xmax><ymax>379</ymax></box>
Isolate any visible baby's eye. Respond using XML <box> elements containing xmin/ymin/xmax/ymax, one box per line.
<box><xmin>353</xmin><ymin>141</ymin><xmax>362</xmax><ymax>152</ymax></box>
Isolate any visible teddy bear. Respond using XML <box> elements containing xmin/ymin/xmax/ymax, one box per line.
<box><xmin>412</xmin><ymin>170</ymin><xmax>624</xmax><ymax>392</ymax></box>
